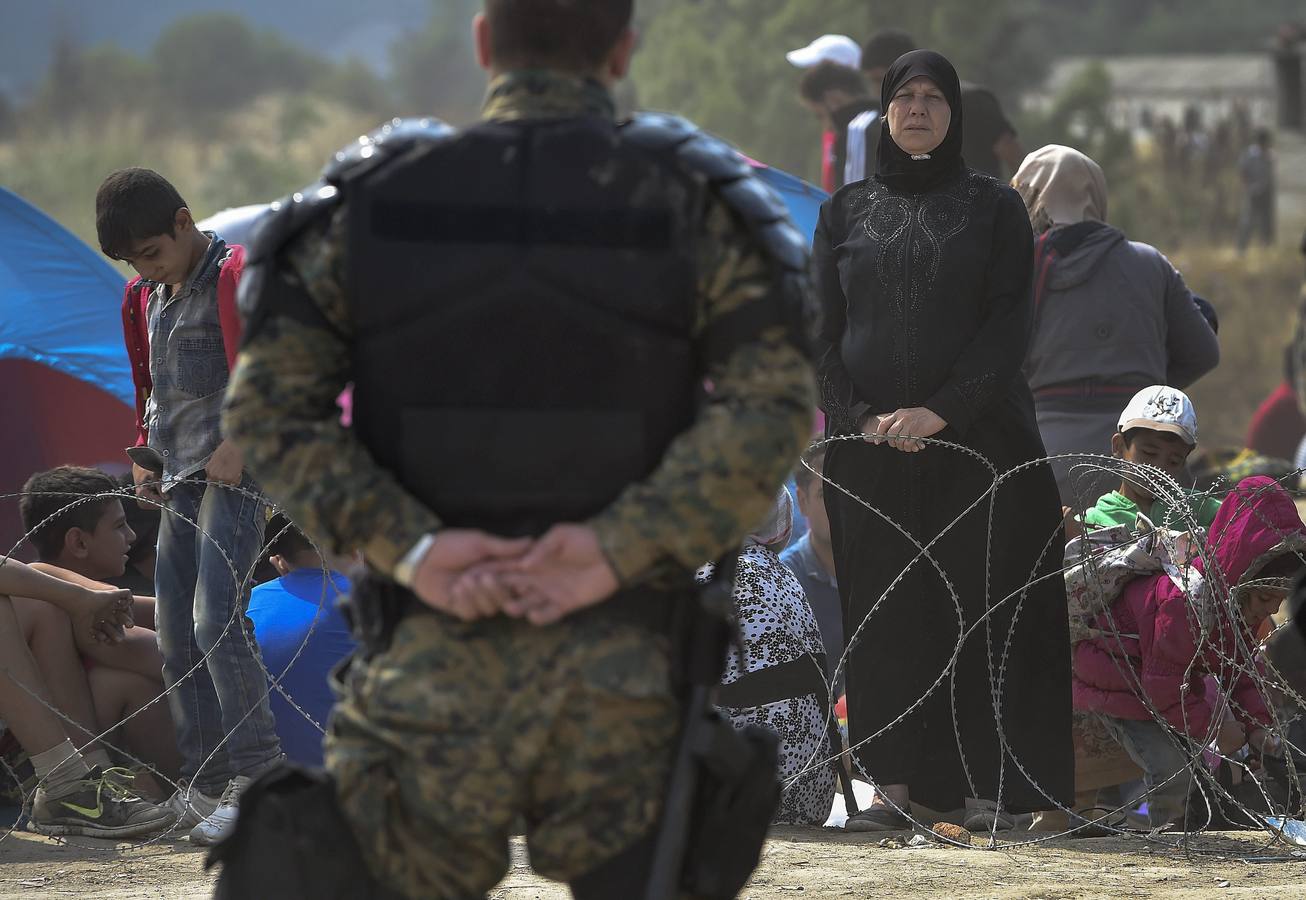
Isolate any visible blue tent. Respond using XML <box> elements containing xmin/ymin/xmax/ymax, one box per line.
<box><xmin>0</xmin><ymin>188</ymin><xmax>132</xmax><ymax>406</ymax></box>
<box><xmin>748</xmin><ymin>162</ymin><xmax>827</xmax><ymax>243</ymax></box>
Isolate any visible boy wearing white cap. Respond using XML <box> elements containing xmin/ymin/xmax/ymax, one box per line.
<box><xmin>786</xmin><ymin>35</ymin><xmax>863</xmax><ymax>193</ymax></box>
<box><xmin>786</xmin><ymin>34</ymin><xmax>862</xmax><ymax>70</ymax></box>
<box><xmin>1080</xmin><ymin>386</ymin><xmax>1223</xmax><ymax>531</ymax></box>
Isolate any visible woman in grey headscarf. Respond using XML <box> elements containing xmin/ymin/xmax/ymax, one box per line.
<box><xmin>1015</xmin><ymin>145</ymin><xmax>1220</xmax><ymax>508</ymax></box>
<box><xmin>699</xmin><ymin>489</ymin><xmax>837</xmax><ymax>825</ymax></box>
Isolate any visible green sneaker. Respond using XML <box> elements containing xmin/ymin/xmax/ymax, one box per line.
<box><xmin>29</xmin><ymin>768</ymin><xmax>177</xmax><ymax>839</ymax></box>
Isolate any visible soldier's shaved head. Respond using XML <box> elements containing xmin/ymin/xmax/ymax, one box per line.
<box><xmin>483</xmin><ymin>0</ymin><xmax>634</xmax><ymax>73</ymax></box>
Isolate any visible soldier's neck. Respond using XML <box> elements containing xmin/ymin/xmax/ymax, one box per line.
<box><xmin>482</xmin><ymin>69</ymin><xmax>617</xmax><ymax>123</ymax></box>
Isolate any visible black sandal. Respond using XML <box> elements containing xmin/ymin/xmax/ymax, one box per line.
<box><xmin>843</xmin><ymin>805</ymin><xmax>912</xmax><ymax>833</ymax></box>
<box><xmin>1067</xmin><ymin>808</ymin><xmax>1129</xmax><ymax>839</ymax></box>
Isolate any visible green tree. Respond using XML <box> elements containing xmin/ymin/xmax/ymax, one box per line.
<box><xmin>30</xmin><ymin>36</ymin><xmax>156</xmax><ymax>125</ymax></box>
<box><xmin>0</xmin><ymin>91</ymin><xmax>15</xmax><ymax>139</ymax></box>
<box><xmin>323</xmin><ymin>59</ymin><xmax>393</xmax><ymax>115</ymax></box>
<box><xmin>153</xmin><ymin>12</ymin><xmax>330</xmax><ymax>132</ymax></box>
<box><xmin>389</xmin><ymin>0</ymin><xmax>483</xmax><ymax>122</ymax></box>
<box><xmin>634</xmin><ymin>0</ymin><xmax>1048</xmax><ymax>180</ymax></box>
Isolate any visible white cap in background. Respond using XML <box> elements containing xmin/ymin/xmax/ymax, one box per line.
<box><xmin>1118</xmin><ymin>386</ymin><xmax>1198</xmax><ymax>446</ymax></box>
<box><xmin>785</xmin><ymin>34</ymin><xmax>862</xmax><ymax>70</ymax></box>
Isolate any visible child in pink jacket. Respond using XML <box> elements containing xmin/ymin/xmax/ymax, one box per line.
<box><xmin>1073</xmin><ymin>476</ymin><xmax>1298</xmax><ymax>827</ymax></box>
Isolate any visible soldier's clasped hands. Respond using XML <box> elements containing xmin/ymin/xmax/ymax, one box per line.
<box><xmin>411</xmin><ymin>525</ymin><xmax>619</xmax><ymax>625</ymax></box>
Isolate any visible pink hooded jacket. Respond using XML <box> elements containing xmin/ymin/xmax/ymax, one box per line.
<box><xmin>1072</xmin><ymin>477</ymin><xmax>1300</xmax><ymax>739</ymax></box>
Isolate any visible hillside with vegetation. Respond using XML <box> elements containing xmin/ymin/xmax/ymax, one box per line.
<box><xmin>1</xmin><ymin>0</ymin><xmax>1302</xmax><ymax>445</ymax></box>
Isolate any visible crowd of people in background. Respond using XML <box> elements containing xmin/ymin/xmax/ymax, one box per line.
<box><xmin>2</xmin><ymin>15</ymin><xmax>1306</xmax><ymax>857</ymax></box>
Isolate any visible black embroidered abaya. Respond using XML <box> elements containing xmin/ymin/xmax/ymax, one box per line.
<box><xmin>815</xmin><ymin>51</ymin><xmax>1073</xmax><ymax>813</ymax></box>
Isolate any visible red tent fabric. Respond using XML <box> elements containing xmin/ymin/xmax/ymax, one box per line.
<box><xmin>0</xmin><ymin>359</ymin><xmax>134</xmax><ymax>560</ymax></box>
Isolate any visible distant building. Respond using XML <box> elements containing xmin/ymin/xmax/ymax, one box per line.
<box><xmin>1276</xmin><ymin>26</ymin><xmax>1306</xmax><ymax>131</ymax></box>
<box><xmin>1024</xmin><ymin>54</ymin><xmax>1276</xmax><ymax>134</ymax></box>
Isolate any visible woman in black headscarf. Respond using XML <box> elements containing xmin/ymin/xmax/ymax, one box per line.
<box><xmin>814</xmin><ymin>50</ymin><xmax>1073</xmax><ymax>831</ymax></box>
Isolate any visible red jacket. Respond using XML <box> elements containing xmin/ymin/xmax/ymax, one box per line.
<box><xmin>1072</xmin><ymin>476</ymin><xmax>1294</xmax><ymax>739</ymax></box>
<box><xmin>1245</xmin><ymin>380</ymin><xmax>1306</xmax><ymax>461</ymax></box>
<box><xmin>121</xmin><ymin>245</ymin><xmax>245</xmax><ymax>447</ymax></box>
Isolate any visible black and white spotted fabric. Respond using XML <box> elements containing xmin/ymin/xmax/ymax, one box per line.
<box><xmin>700</xmin><ymin>543</ymin><xmax>836</xmax><ymax>825</ymax></box>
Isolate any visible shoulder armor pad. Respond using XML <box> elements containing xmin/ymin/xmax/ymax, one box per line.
<box><xmin>619</xmin><ymin>112</ymin><xmax>698</xmax><ymax>152</ymax></box>
<box><xmin>623</xmin><ymin>113</ymin><xmax>806</xmax><ymax>271</ymax></box>
<box><xmin>322</xmin><ymin>116</ymin><xmax>458</xmax><ymax>184</ymax></box>
<box><xmin>674</xmin><ymin>131</ymin><xmax>753</xmax><ymax>183</ymax></box>
<box><xmin>717</xmin><ymin>176</ymin><xmax>791</xmax><ymax>227</ymax></box>
<box><xmin>244</xmin><ymin>182</ymin><xmax>341</xmax><ymax>266</ymax></box>
<box><xmin>754</xmin><ymin>219</ymin><xmax>810</xmax><ymax>273</ymax></box>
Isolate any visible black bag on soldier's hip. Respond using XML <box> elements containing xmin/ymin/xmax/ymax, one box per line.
<box><xmin>682</xmin><ymin>715</ymin><xmax>781</xmax><ymax>899</ymax></box>
<box><xmin>206</xmin><ymin>764</ymin><xmax>399</xmax><ymax>900</ymax></box>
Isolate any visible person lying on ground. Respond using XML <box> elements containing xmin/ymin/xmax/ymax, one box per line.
<box><xmin>246</xmin><ymin>514</ymin><xmax>356</xmax><ymax>767</ymax></box>
<box><xmin>1072</xmin><ymin>476</ymin><xmax>1296</xmax><ymax>829</ymax></box>
<box><xmin>0</xmin><ymin>559</ymin><xmax>174</xmax><ymax>838</ymax></box>
<box><xmin>19</xmin><ymin>466</ymin><xmax>181</xmax><ymax>788</ymax></box>
<box><xmin>700</xmin><ymin>489</ymin><xmax>837</xmax><ymax>826</ymax></box>
<box><xmin>1066</xmin><ymin>386</ymin><xmax>1222</xmax><ymax>540</ymax></box>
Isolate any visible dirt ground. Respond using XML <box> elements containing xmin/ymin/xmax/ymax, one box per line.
<box><xmin>2</xmin><ymin>828</ymin><xmax>1306</xmax><ymax>899</ymax></box>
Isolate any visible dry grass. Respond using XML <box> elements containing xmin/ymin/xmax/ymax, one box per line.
<box><xmin>1172</xmin><ymin>243</ymin><xmax>1304</xmax><ymax>448</ymax></box>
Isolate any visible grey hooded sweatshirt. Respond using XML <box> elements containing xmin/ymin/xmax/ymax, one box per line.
<box><xmin>1023</xmin><ymin>222</ymin><xmax>1219</xmax><ymax>392</ymax></box>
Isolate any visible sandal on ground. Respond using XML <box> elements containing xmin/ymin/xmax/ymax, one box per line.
<box><xmin>1066</xmin><ymin>808</ymin><xmax>1134</xmax><ymax>839</ymax></box>
<box><xmin>963</xmin><ymin>803</ymin><xmax>1017</xmax><ymax>833</ymax></box>
<box><xmin>844</xmin><ymin>804</ymin><xmax>912</xmax><ymax>833</ymax></box>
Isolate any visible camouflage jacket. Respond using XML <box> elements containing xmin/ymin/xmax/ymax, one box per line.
<box><xmin>222</xmin><ymin>70</ymin><xmax>815</xmax><ymax>584</ymax></box>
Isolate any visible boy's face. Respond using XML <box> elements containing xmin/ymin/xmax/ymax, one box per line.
<box><xmin>119</xmin><ymin>209</ymin><xmax>196</xmax><ymax>285</ymax></box>
<box><xmin>795</xmin><ymin>459</ymin><xmax>831</xmax><ymax>547</ymax></box>
<box><xmin>1112</xmin><ymin>429</ymin><xmax>1193</xmax><ymax>499</ymax></box>
<box><xmin>66</xmin><ymin>500</ymin><xmax>136</xmax><ymax>580</ymax></box>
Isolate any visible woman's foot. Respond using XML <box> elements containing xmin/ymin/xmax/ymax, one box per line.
<box><xmin>844</xmin><ymin>784</ymin><xmax>911</xmax><ymax>833</ymax></box>
<box><xmin>843</xmin><ymin>804</ymin><xmax>912</xmax><ymax>832</ymax></box>
<box><xmin>962</xmin><ymin>798</ymin><xmax>1017</xmax><ymax>832</ymax></box>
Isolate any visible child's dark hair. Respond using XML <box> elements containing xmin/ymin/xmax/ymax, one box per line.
<box><xmin>799</xmin><ymin>61</ymin><xmax>870</xmax><ymax>105</ymax></box>
<box><xmin>95</xmin><ymin>168</ymin><xmax>187</xmax><ymax>261</ymax></box>
<box><xmin>794</xmin><ymin>445</ymin><xmax>827</xmax><ymax>492</ymax></box>
<box><xmin>1119</xmin><ymin>427</ymin><xmax>1191</xmax><ymax>448</ymax></box>
<box><xmin>861</xmin><ymin>29</ymin><xmax>919</xmax><ymax>74</ymax></box>
<box><xmin>20</xmin><ymin>467</ymin><xmax>121</xmax><ymax>561</ymax></box>
<box><xmin>265</xmin><ymin>513</ymin><xmax>316</xmax><ymax>561</ymax></box>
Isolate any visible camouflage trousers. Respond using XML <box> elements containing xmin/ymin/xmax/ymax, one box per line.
<box><xmin>325</xmin><ymin>609</ymin><xmax>680</xmax><ymax>899</ymax></box>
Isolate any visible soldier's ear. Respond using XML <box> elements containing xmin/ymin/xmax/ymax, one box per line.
<box><xmin>606</xmin><ymin>28</ymin><xmax>637</xmax><ymax>81</ymax></box>
<box><xmin>473</xmin><ymin>12</ymin><xmax>492</xmax><ymax>71</ymax></box>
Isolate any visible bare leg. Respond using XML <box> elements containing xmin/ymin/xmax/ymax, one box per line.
<box><xmin>11</xmin><ymin>595</ymin><xmax>105</xmax><ymax>756</ymax></box>
<box><xmin>88</xmin><ymin>665</ymin><xmax>182</xmax><ymax>796</ymax></box>
<box><xmin>76</xmin><ymin>624</ymin><xmax>165</xmax><ymax>683</ymax></box>
<box><xmin>871</xmin><ymin>782</ymin><xmax>910</xmax><ymax>810</ymax></box>
<box><xmin>0</xmin><ymin>595</ymin><xmax>77</xmax><ymax>757</ymax></box>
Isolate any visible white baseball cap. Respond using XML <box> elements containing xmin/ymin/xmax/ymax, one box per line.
<box><xmin>1118</xmin><ymin>386</ymin><xmax>1198</xmax><ymax>446</ymax></box>
<box><xmin>786</xmin><ymin>34</ymin><xmax>862</xmax><ymax>70</ymax></box>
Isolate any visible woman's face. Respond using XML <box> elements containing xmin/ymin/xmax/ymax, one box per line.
<box><xmin>887</xmin><ymin>75</ymin><xmax>951</xmax><ymax>156</ymax></box>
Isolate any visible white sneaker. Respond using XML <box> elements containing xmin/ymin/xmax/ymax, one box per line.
<box><xmin>163</xmin><ymin>780</ymin><xmax>223</xmax><ymax>831</ymax></box>
<box><xmin>188</xmin><ymin>775</ymin><xmax>252</xmax><ymax>846</ymax></box>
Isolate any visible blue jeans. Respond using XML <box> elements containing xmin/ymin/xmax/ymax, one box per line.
<box><xmin>1098</xmin><ymin>715</ymin><xmax>1194</xmax><ymax>828</ymax></box>
<box><xmin>156</xmin><ymin>473</ymin><xmax>282</xmax><ymax>794</ymax></box>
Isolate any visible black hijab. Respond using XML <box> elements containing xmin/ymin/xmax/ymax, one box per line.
<box><xmin>875</xmin><ymin>50</ymin><xmax>966</xmax><ymax>194</ymax></box>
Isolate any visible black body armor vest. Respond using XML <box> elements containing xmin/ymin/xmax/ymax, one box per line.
<box><xmin>342</xmin><ymin>114</ymin><xmax>711</xmax><ymax>537</ymax></box>
<box><xmin>241</xmin><ymin>112</ymin><xmax>809</xmax><ymax>547</ymax></box>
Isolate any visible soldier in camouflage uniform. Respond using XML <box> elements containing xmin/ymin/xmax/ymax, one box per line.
<box><xmin>222</xmin><ymin>1</ymin><xmax>814</xmax><ymax>896</ymax></box>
